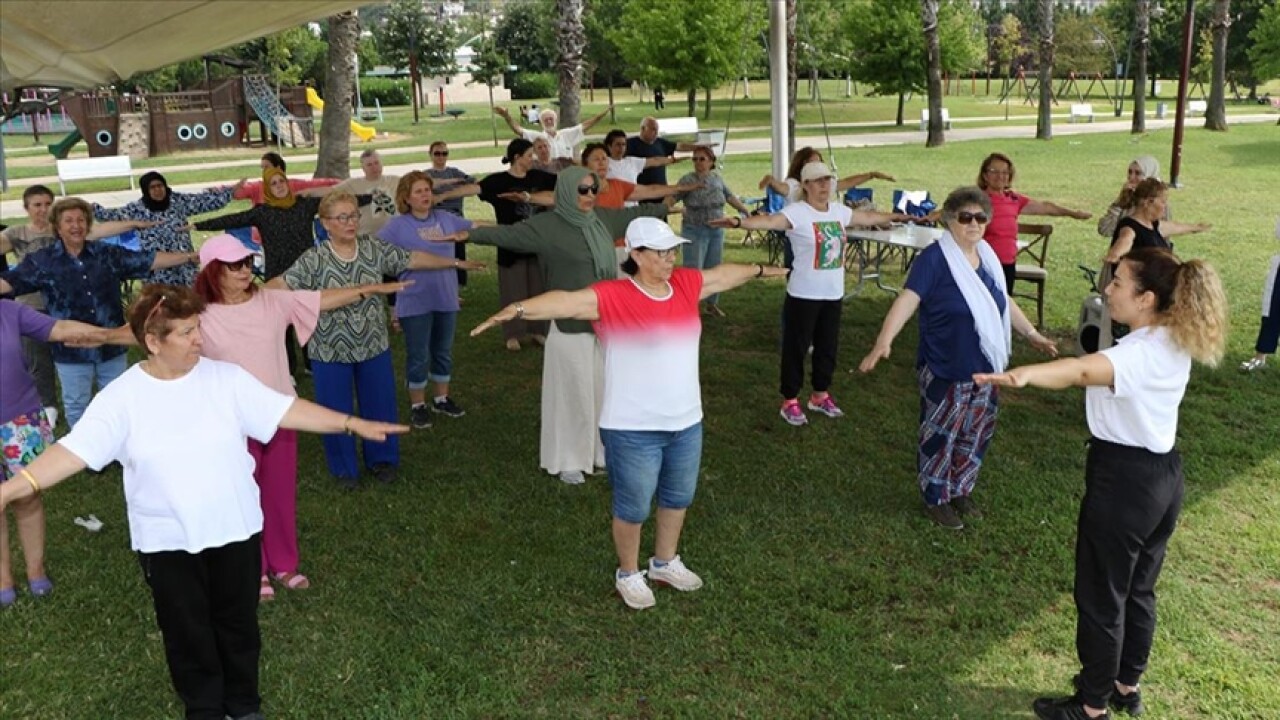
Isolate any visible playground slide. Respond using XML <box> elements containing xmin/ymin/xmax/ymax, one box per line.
<box><xmin>48</xmin><ymin>129</ymin><xmax>82</xmax><ymax>159</ymax></box>
<box><xmin>306</xmin><ymin>87</ymin><xmax>376</xmax><ymax>142</ymax></box>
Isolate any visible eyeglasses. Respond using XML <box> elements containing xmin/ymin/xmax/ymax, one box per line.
<box><xmin>643</xmin><ymin>247</ymin><xmax>678</xmax><ymax>259</ymax></box>
<box><xmin>694</xmin><ymin>156</ymin><xmax>713</xmax><ymax>162</ymax></box>
<box><xmin>577</xmin><ymin>183</ymin><xmax>599</xmax><ymax>196</ymax></box>
<box><xmin>223</xmin><ymin>258</ymin><xmax>253</xmax><ymax>271</ymax></box>
<box><xmin>432</xmin><ymin>151</ymin><xmax>449</xmax><ymax>157</ymax></box>
<box><xmin>955</xmin><ymin>212</ymin><xmax>990</xmax><ymax>225</ymax></box>
<box><xmin>984</xmin><ymin>169</ymin><xmax>1011</xmax><ymax>176</ymax></box>
<box><xmin>326</xmin><ymin>213</ymin><xmax>360</xmax><ymax>224</ymax></box>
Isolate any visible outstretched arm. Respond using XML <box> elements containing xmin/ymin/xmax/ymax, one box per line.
<box><xmin>88</xmin><ymin>219</ymin><xmax>159</xmax><ymax>240</ymax></box>
<box><xmin>628</xmin><ymin>181</ymin><xmax>701</xmax><ymax>202</ymax></box>
<box><xmin>580</xmin><ymin>105</ymin><xmax>614</xmax><ymax>133</ymax></box>
<box><xmin>974</xmin><ymin>353</ymin><xmax>1114</xmax><ymax>390</ymax></box>
<box><xmin>835</xmin><ymin>171</ymin><xmax>895</xmax><ymax>191</ymax></box>
<box><xmin>493</xmin><ymin>106</ymin><xmax>524</xmax><ymax>137</ymax></box>
<box><xmin>858</xmin><ymin>290</ymin><xmax>922</xmax><ymax>373</ymax></box>
<box><xmin>700</xmin><ymin>263</ymin><xmax>789</xmax><ymax>298</ymax></box>
<box><xmin>1159</xmin><ymin>220</ymin><xmax>1211</xmax><ymax>237</ymax></box>
<box><xmin>319</xmin><ymin>281</ymin><xmax>411</xmax><ymax>311</ymax></box>
<box><xmin>279</xmin><ymin>398</ymin><xmax>409</xmax><ymax>441</ymax></box>
<box><xmin>471</xmin><ymin>289</ymin><xmax>599</xmax><ymax>336</ymax></box>
<box><xmin>151</xmin><ymin>251</ymin><xmax>199</xmax><ymax>270</ymax></box>
<box><xmin>709</xmin><ymin>212</ymin><xmax>791</xmax><ymax>231</ymax></box>
<box><xmin>1024</xmin><ymin>199</ymin><xmax>1091</xmax><ymax>221</ymax></box>
<box><xmin>0</xmin><ymin>445</ymin><xmax>88</xmax><ymax>511</ymax></box>
<box><xmin>1105</xmin><ymin>227</ymin><xmax>1137</xmax><ymax>264</ymax></box>
<box><xmin>408</xmin><ymin>251</ymin><xmax>485</xmax><ymax>272</ymax></box>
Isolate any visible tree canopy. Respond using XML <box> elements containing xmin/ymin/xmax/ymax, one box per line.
<box><xmin>844</xmin><ymin>0</ymin><xmax>983</xmax><ymax>100</ymax></box>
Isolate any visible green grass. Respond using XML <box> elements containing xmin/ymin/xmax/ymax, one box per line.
<box><xmin>1</xmin><ymin>125</ymin><xmax>1278</xmax><ymax>719</ymax></box>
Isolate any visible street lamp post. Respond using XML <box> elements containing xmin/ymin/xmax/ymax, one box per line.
<box><xmin>1091</xmin><ymin>25</ymin><xmax>1123</xmax><ymax>117</ymax></box>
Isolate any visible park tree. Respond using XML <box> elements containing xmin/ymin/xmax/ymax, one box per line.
<box><xmin>1054</xmin><ymin>12</ymin><xmax>1114</xmax><ymax>78</ymax></box>
<box><xmin>374</xmin><ymin>0</ymin><xmax>456</xmax><ymax>123</ymax></box>
<box><xmin>1130</xmin><ymin>0</ymin><xmax>1151</xmax><ymax>133</ymax></box>
<box><xmin>467</xmin><ymin>26</ymin><xmax>511</xmax><ymax>147</ymax></box>
<box><xmin>1035</xmin><ymin>0</ymin><xmax>1054</xmax><ymax>140</ymax></box>
<box><xmin>1247</xmin><ymin>0</ymin><xmax>1280</xmax><ymax>84</ymax></box>
<box><xmin>991</xmin><ymin>14</ymin><xmax>1025</xmax><ymax>79</ymax></box>
<box><xmin>495</xmin><ymin>0</ymin><xmax>558</xmax><ymax>76</ymax></box>
<box><xmin>316</xmin><ymin>11</ymin><xmax>359</xmax><ymax>179</ymax></box>
<box><xmin>555</xmin><ymin>0</ymin><xmax>586</xmax><ymax>127</ymax></box>
<box><xmin>1204</xmin><ymin>0</ymin><xmax>1230</xmax><ymax>131</ymax></box>
<box><xmin>922</xmin><ymin>0</ymin><xmax>946</xmax><ymax>147</ymax></box>
<box><xmin>614</xmin><ymin>0</ymin><xmax>760</xmax><ymax>119</ymax></box>
<box><xmin>584</xmin><ymin>0</ymin><xmax>629</xmax><ymax>122</ymax></box>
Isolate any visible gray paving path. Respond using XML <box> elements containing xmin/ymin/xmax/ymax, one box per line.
<box><xmin>4</xmin><ymin>113</ymin><xmax>1274</xmax><ymax>218</ymax></box>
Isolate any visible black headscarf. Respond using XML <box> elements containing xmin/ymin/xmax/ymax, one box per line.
<box><xmin>139</xmin><ymin>171</ymin><xmax>171</xmax><ymax>213</ymax></box>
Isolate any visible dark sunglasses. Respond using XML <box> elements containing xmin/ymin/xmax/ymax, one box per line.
<box><xmin>955</xmin><ymin>212</ymin><xmax>990</xmax><ymax>225</ymax></box>
<box><xmin>223</xmin><ymin>258</ymin><xmax>253</xmax><ymax>271</ymax></box>
<box><xmin>432</xmin><ymin>151</ymin><xmax>449</xmax><ymax>157</ymax></box>
<box><xmin>577</xmin><ymin>182</ymin><xmax>600</xmax><ymax>196</ymax></box>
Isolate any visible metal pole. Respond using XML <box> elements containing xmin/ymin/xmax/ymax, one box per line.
<box><xmin>1169</xmin><ymin>0</ymin><xmax>1196</xmax><ymax>188</ymax></box>
<box><xmin>769</xmin><ymin>0</ymin><xmax>789</xmax><ymax>180</ymax></box>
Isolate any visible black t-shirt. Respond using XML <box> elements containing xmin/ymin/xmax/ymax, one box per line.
<box><xmin>478</xmin><ymin>170</ymin><xmax>558</xmax><ymax>266</ymax></box>
<box><xmin>1111</xmin><ymin>216</ymin><xmax>1170</xmax><ymax>253</ymax></box>
<box><xmin>626</xmin><ymin>136</ymin><xmax>677</xmax><ymax>187</ymax></box>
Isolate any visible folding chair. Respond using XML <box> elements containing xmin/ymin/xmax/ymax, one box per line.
<box><xmin>843</xmin><ymin>188</ymin><xmax>874</xmax><ymax>273</ymax></box>
<box><xmin>1013</xmin><ymin>223</ymin><xmax>1054</xmax><ymax>329</ymax></box>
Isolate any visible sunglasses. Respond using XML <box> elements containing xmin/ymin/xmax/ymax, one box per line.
<box><xmin>223</xmin><ymin>258</ymin><xmax>253</xmax><ymax>271</ymax></box>
<box><xmin>432</xmin><ymin>151</ymin><xmax>449</xmax><ymax>157</ymax></box>
<box><xmin>955</xmin><ymin>212</ymin><xmax>990</xmax><ymax>225</ymax></box>
<box><xmin>577</xmin><ymin>183</ymin><xmax>600</xmax><ymax>196</ymax></box>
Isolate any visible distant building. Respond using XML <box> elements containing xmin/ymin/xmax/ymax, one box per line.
<box><xmin>365</xmin><ymin>36</ymin><xmax>511</xmax><ymax>106</ymax></box>
<box><xmin>972</xmin><ymin>0</ymin><xmax>1106</xmax><ymax>11</ymax></box>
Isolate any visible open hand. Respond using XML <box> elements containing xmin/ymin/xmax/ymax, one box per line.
<box><xmin>350</xmin><ymin>418</ymin><xmax>411</xmax><ymax>442</ymax></box>
<box><xmin>858</xmin><ymin>345</ymin><xmax>892</xmax><ymax>373</ymax></box>
<box><xmin>1029</xmin><ymin>333</ymin><xmax>1059</xmax><ymax>357</ymax></box>
<box><xmin>364</xmin><ymin>280</ymin><xmax>413</xmax><ymax>296</ymax></box>
<box><xmin>470</xmin><ymin>305</ymin><xmax>520</xmax><ymax>337</ymax></box>
<box><xmin>972</xmin><ymin>370</ymin><xmax>1026</xmax><ymax>388</ymax></box>
<box><xmin>457</xmin><ymin>259</ymin><xmax>487</xmax><ymax>271</ymax></box>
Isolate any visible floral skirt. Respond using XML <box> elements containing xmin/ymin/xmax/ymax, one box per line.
<box><xmin>1</xmin><ymin>409</ymin><xmax>55</xmax><ymax>482</ymax></box>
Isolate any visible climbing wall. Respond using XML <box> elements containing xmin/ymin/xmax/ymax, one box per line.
<box><xmin>117</xmin><ymin>113</ymin><xmax>150</xmax><ymax>159</ymax></box>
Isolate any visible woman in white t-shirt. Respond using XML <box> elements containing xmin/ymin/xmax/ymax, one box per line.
<box><xmin>714</xmin><ymin>162</ymin><xmax>907</xmax><ymax>426</ymax></box>
<box><xmin>1241</xmin><ymin>216</ymin><xmax>1280</xmax><ymax>371</ymax></box>
<box><xmin>0</xmin><ymin>284</ymin><xmax>408</xmax><ymax>720</ymax></box>
<box><xmin>470</xmin><ymin>218</ymin><xmax>788</xmax><ymax>611</ymax></box>
<box><xmin>974</xmin><ymin>248</ymin><xmax>1228</xmax><ymax>720</ymax></box>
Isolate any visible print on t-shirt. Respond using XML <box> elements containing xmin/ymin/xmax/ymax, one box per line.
<box><xmin>810</xmin><ymin>221</ymin><xmax>844</xmax><ymax>269</ymax></box>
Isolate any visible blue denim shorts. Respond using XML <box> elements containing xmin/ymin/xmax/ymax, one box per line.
<box><xmin>600</xmin><ymin>422</ymin><xmax>703</xmax><ymax>523</ymax></box>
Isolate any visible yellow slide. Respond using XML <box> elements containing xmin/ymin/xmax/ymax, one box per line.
<box><xmin>306</xmin><ymin>87</ymin><xmax>376</xmax><ymax>142</ymax></box>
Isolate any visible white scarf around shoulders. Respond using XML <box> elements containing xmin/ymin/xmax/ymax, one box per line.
<box><xmin>938</xmin><ymin>231</ymin><xmax>1012</xmax><ymax>372</ymax></box>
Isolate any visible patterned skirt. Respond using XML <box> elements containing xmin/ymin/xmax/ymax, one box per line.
<box><xmin>916</xmin><ymin>365</ymin><xmax>999</xmax><ymax>506</ymax></box>
<box><xmin>1</xmin><ymin>408</ymin><xmax>56</xmax><ymax>482</ymax></box>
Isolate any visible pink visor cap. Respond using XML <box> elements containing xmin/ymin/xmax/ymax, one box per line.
<box><xmin>198</xmin><ymin>234</ymin><xmax>258</xmax><ymax>268</ymax></box>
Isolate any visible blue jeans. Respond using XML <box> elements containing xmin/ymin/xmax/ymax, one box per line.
<box><xmin>311</xmin><ymin>350</ymin><xmax>399</xmax><ymax>479</ymax></box>
<box><xmin>681</xmin><ymin>224</ymin><xmax>724</xmax><ymax>305</ymax></box>
<box><xmin>600</xmin><ymin>423</ymin><xmax>703</xmax><ymax>524</ymax></box>
<box><xmin>399</xmin><ymin>311</ymin><xmax>457</xmax><ymax>389</ymax></box>
<box><xmin>55</xmin><ymin>354</ymin><xmax>128</xmax><ymax>428</ymax></box>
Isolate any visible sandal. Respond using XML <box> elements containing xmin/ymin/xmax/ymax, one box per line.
<box><xmin>259</xmin><ymin>575</ymin><xmax>275</xmax><ymax>602</ymax></box>
<box><xmin>29</xmin><ymin>576</ymin><xmax>53</xmax><ymax>597</ymax></box>
<box><xmin>0</xmin><ymin>587</ymin><xmax>16</xmax><ymax>608</ymax></box>
<box><xmin>271</xmin><ymin>571</ymin><xmax>311</xmax><ymax>590</ymax></box>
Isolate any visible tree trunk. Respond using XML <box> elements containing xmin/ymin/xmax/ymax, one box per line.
<box><xmin>316</xmin><ymin>11</ymin><xmax>358</xmax><ymax>179</ymax></box>
<box><xmin>607</xmin><ymin>77</ymin><xmax>615</xmax><ymax>124</ymax></box>
<box><xmin>896</xmin><ymin>92</ymin><xmax>905</xmax><ymax>126</ymax></box>
<box><xmin>1035</xmin><ymin>0</ymin><xmax>1054</xmax><ymax>140</ymax></box>
<box><xmin>1204</xmin><ymin>0</ymin><xmax>1230</xmax><ymax>131</ymax></box>
<box><xmin>555</xmin><ymin>0</ymin><xmax>585</xmax><ymax>127</ymax></box>
<box><xmin>686</xmin><ymin>87</ymin><xmax>696</xmax><ymax>117</ymax></box>
<box><xmin>704</xmin><ymin>87</ymin><xmax>712</xmax><ymax>121</ymax></box>
<box><xmin>921</xmin><ymin>0</ymin><xmax>945</xmax><ymax>147</ymax></box>
<box><xmin>786</xmin><ymin>0</ymin><xmax>797</xmax><ymax>159</ymax></box>
<box><xmin>1131</xmin><ymin>0</ymin><xmax>1149</xmax><ymax>134</ymax></box>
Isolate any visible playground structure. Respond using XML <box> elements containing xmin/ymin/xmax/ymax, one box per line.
<box><xmin>0</xmin><ymin>89</ymin><xmax>77</xmax><ymax>142</ymax></box>
<box><xmin>305</xmin><ymin>87</ymin><xmax>376</xmax><ymax>142</ymax></box>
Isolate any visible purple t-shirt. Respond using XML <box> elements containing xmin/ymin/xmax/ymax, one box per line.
<box><xmin>377</xmin><ymin>210</ymin><xmax>472</xmax><ymax>318</ymax></box>
<box><xmin>1</xmin><ymin>299</ymin><xmax>56</xmax><ymax>421</ymax></box>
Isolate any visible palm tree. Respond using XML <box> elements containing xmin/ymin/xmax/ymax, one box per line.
<box><xmin>1035</xmin><ymin>0</ymin><xmax>1054</xmax><ymax>140</ymax></box>
<box><xmin>1205</xmin><ymin>0</ymin><xmax>1231</xmax><ymax>131</ymax></box>
<box><xmin>1131</xmin><ymin>0</ymin><xmax>1150</xmax><ymax>134</ymax></box>
<box><xmin>555</xmin><ymin>0</ymin><xmax>585</xmax><ymax>127</ymax></box>
<box><xmin>316</xmin><ymin>11</ymin><xmax>359</xmax><ymax>179</ymax></box>
<box><xmin>921</xmin><ymin>0</ymin><xmax>945</xmax><ymax>148</ymax></box>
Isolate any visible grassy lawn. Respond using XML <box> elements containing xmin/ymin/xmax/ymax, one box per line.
<box><xmin>1</xmin><ymin>125</ymin><xmax>1278</xmax><ymax>719</ymax></box>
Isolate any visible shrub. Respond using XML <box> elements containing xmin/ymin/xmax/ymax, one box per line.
<box><xmin>358</xmin><ymin>77</ymin><xmax>411</xmax><ymax>107</ymax></box>
<box><xmin>508</xmin><ymin>72</ymin><xmax>557</xmax><ymax>100</ymax></box>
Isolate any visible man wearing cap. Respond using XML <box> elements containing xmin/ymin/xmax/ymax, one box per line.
<box><xmin>472</xmin><ymin>217</ymin><xmax>789</xmax><ymax>610</ymax></box>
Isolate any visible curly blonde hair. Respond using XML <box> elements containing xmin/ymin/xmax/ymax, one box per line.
<box><xmin>1125</xmin><ymin>248</ymin><xmax>1228</xmax><ymax>366</ymax></box>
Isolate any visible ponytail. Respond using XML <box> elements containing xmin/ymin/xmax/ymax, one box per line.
<box><xmin>1126</xmin><ymin>248</ymin><xmax>1228</xmax><ymax>366</ymax></box>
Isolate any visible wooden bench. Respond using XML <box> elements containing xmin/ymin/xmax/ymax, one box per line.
<box><xmin>1187</xmin><ymin>100</ymin><xmax>1208</xmax><ymax>116</ymax></box>
<box><xmin>1070</xmin><ymin>103</ymin><xmax>1095</xmax><ymax>123</ymax></box>
<box><xmin>56</xmin><ymin>156</ymin><xmax>135</xmax><ymax>195</ymax></box>
<box><xmin>919</xmin><ymin>108</ymin><xmax>951</xmax><ymax>131</ymax></box>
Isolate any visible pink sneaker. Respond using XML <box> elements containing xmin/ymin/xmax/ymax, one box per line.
<box><xmin>780</xmin><ymin>399</ymin><xmax>808</xmax><ymax>426</ymax></box>
<box><xmin>807</xmin><ymin>394</ymin><xmax>844</xmax><ymax>418</ymax></box>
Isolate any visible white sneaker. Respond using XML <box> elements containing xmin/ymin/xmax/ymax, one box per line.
<box><xmin>44</xmin><ymin>406</ymin><xmax>59</xmax><ymax>428</ymax></box>
<box><xmin>647</xmin><ymin>555</ymin><xmax>704</xmax><ymax>591</ymax></box>
<box><xmin>558</xmin><ymin>470</ymin><xmax>585</xmax><ymax>485</ymax></box>
<box><xmin>615</xmin><ymin>570</ymin><xmax>656</xmax><ymax>610</ymax></box>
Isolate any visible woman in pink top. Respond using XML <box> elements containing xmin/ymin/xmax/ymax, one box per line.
<box><xmin>977</xmin><ymin>152</ymin><xmax>1092</xmax><ymax>291</ymax></box>
<box><xmin>191</xmin><ymin>235</ymin><xmax>405</xmax><ymax>599</ymax></box>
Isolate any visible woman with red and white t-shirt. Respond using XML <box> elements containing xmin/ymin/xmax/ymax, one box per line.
<box><xmin>977</xmin><ymin>152</ymin><xmax>1092</xmax><ymax>291</ymax></box>
<box><xmin>714</xmin><ymin>162</ymin><xmax>908</xmax><ymax>427</ymax></box>
<box><xmin>471</xmin><ymin>217</ymin><xmax>788</xmax><ymax>611</ymax></box>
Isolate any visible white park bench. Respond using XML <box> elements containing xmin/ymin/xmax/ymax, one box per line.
<box><xmin>1070</xmin><ymin>103</ymin><xmax>1095</xmax><ymax>123</ymax></box>
<box><xmin>919</xmin><ymin>108</ymin><xmax>951</xmax><ymax>131</ymax></box>
<box><xmin>56</xmin><ymin>156</ymin><xmax>135</xmax><ymax>195</ymax></box>
<box><xmin>1187</xmin><ymin>100</ymin><xmax>1208</xmax><ymax>116</ymax></box>
<box><xmin>655</xmin><ymin>116</ymin><xmax>724</xmax><ymax>155</ymax></box>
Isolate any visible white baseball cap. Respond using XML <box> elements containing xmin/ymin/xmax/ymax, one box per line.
<box><xmin>624</xmin><ymin>217</ymin><xmax>690</xmax><ymax>252</ymax></box>
<box><xmin>800</xmin><ymin>161</ymin><xmax>835</xmax><ymax>183</ymax></box>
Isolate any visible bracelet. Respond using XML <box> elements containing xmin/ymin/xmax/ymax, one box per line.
<box><xmin>733</xmin><ymin>217</ymin><xmax>743</xmax><ymax>229</ymax></box>
<box><xmin>343</xmin><ymin>415</ymin><xmax>356</xmax><ymax>436</ymax></box>
<box><xmin>514</xmin><ymin>302</ymin><xmax>526</xmax><ymax>319</ymax></box>
<box><xmin>453</xmin><ymin>260</ymin><xmax>459</xmax><ymax>268</ymax></box>
<box><xmin>754</xmin><ymin>263</ymin><xmax>764</xmax><ymax>278</ymax></box>
<box><xmin>20</xmin><ymin>468</ymin><xmax>40</xmax><ymax>495</ymax></box>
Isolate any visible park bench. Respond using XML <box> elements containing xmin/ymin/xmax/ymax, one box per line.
<box><xmin>656</xmin><ymin>116</ymin><xmax>700</xmax><ymax>136</ymax></box>
<box><xmin>56</xmin><ymin>155</ymin><xmax>135</xmax><ymax>195</ymax></box>
<box><xmin>1070</xmin><ymin>103</ymin><xmax>1095</xmax><ymax>123</ymax></box>
<box><xmin>919</xmin><ymin>108</ymin><xmax>951</xmax><ymax>131</ymax></box>
<box><xmin>1187</xmin><ymin>100</ymin><xmax>1208</xmax><ymax>116</ymax></box>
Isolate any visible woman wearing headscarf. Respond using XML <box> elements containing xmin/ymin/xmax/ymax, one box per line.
<box><xmin>477</xmin><ymin>138</ymin><xmax>559</xmax><ymax>351</ymax></box>
<box><xmin>1096</xmin><ymin>156</ymin><xmax>1164</xmax><ymax>239</ymax></box>
<box><xmin>93</xmin><ymin>171</ymin><xmax>245</xmax><ymax>286</ymax></box>
<box><xmin>858</xmin><ymin>187</ymin><xmax>1057</xmax><ymax>530</ymax></box>
<box><xmin>467</xmin><ymin>167</ymin><xmax>668</xmax><ymax>485</ymax></box>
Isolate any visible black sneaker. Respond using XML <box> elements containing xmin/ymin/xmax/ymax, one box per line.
<box><xmin>951</xmin><ymin>495</ymin><xmax>983</xmax><ymax>519</ymax></box>
<box><xmin>1033</xmin><ymin>695</ymin><xmax>1109</xmax><ymax>720</ymax></box>
<box><xmin>432</xmin><ymin>396</ymin><xmax>466</xmax><ymax>418</ymax></box>
<box><xmin>923</xmin><ymin>502</ymin><xmax>964</xmax><ymax>530</ymax></box>
<box><xmin>410</xmin><ymin>404</ymin><xmax>433</xmax><ymax>429</ymax></box>
<box><xmin>371</xmin><ymin>463</ymin><xmax>398</xmax><ymax>485</ymax></box>
<box><xmin>1073</xmin><ymin>674</ymin><xmax>1145</xmax><ymax>717</ymax></box>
